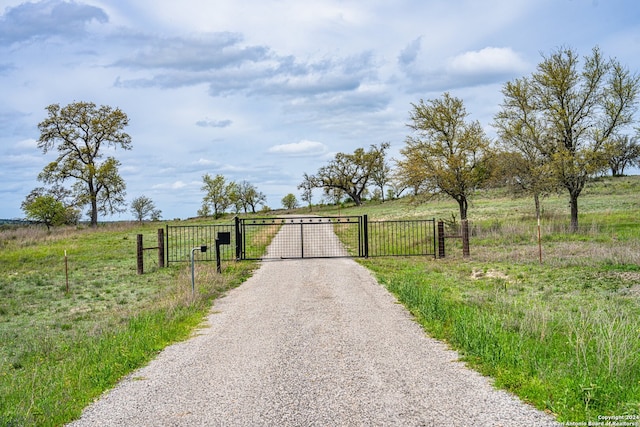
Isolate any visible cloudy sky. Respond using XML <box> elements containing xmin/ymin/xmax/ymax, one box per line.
<box><xmin>1</xmin><ymin>0</ymin><xmax>639</xmax><ymax>220</ymax></box>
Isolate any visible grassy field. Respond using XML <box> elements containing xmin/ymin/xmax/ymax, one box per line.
<box><xmin>337</xmin><ymin>176</ymin><xmax>640</xmax><ymax>423</ymax></box>
<box><xmin>1</xmin><ymin>175</ymin><xmax>639</xmax><ymax>425</ymax></box>
<box><xmin>0</xmin><ymin>222</ymin><xmax>256</xmax><ymax>426</ymax></box>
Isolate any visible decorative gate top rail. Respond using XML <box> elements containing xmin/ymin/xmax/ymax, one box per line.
<box><xmin>240</xmin><ymin>216</ymin><xmax>364</xmax><ymax>260</ymax></box>
<box><xmin>165</xmin><ymin>215</ymin><xmax>436</xmax><ymax>264</ymax></box>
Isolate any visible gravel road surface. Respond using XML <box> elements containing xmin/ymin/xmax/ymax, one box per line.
<box><xmin>69</xmin><ymin>224</ymin><xmax>558</xmax><ymax>426</ymax></box>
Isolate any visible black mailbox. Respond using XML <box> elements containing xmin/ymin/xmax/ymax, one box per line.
<box><xmin>216</xmin><ymin>232</ymin><xmax>231</xmax><ymax>245</ymax></box>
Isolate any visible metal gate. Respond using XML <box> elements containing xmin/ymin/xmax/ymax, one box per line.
<box><xmin>238</xmin><ymin>216</ymin><xmax>364</xmax><ymax>260</ymax></box>
<box><xmin>165</xmin><ymin>215</ymin><xmax>436</xmax><ymax>263</ymax></box>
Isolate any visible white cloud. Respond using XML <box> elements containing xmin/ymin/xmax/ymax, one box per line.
<box><xmin>268</xmin><ymin>140</ymin><xmax>328</xmax><ymax>157</ymax></box>
<box><xmin>195</xmin><ymin>158</ymin><xmax>218</xmax><ymax>166</ymax></box>
<box><xmin>196</xmin><ymin>118</ymin><xmax>232</xmax><ymax>128</ymax></box>
<box><xmin>1</xmin><ymin>0</ymin><xmax>639</xmax><ymax>219</ymax></box>
<box><xmin>14</xmin><ymin>138</ymin><xmax>37</xmax><ymax>149</ymax></box>
<box><xmin>152</xmin><ymin>180</ymin><xmax>189</xmax><ymax>190</ymax></box>
<box><xmin>447</xmin><ymin>47</ymin><xmax>528</xmax><ymax>76</ymax></box>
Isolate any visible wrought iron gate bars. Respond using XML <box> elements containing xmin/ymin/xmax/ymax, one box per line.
<box><xmin>165</xmin><ymin>215</ymin><xmax>436</xmax><ymax>264</ymax></box>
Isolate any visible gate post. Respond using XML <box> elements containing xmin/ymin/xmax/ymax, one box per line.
<box><xmin>437</xmin><ymin>221</ymin><xmax>445</xmax><ymax>258</ymax></box>
<box><xmin>234</xmin><ymin>216</ymin><xmax>242</xmax><ymax>260</ymax></box>
<box><xmin>362</xmin><ymin>215</ymin><xmax>369</xmax><ymax>258</ymax></box>
<box><xmin>157</xmin><ymin>228</ymin><xmax>165</xmax><ymax>268</ymax></box>
<box><xmin>165</xmin><ymin>224</ymin><xmax>169</xmax><ymax>265</ymax></box>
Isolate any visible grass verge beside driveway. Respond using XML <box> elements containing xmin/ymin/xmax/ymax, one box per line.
<box><xmin>0</xmin><ymin>223</ymin><xmax>256</xmax><ymax>427</ymax></box>
<box><xmin>360</xmin><ymin>254</ymin><xmax>640</xmax><ymax>422</ymax></box>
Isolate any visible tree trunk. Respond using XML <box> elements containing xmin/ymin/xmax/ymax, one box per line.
<box><xmin>88</xmin><ymin>178</ymin><xmax>98</xmax><ymax>227</ymax></box>
<box><xmin>458</xmin><ymin>197</ymin><xmax>468</xmax><ymax>221</ymax></box>
<box><xmin>569</xmin><ymin>192</ymin><xmax>579</xmax><ymax>233</ymax></box>
<box><xmin>90</xmin><ymin>194</ymin><xmax>98</xmax><ymax>227</ymax></box>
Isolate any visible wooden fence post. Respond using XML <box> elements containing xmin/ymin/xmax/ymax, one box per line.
<box><xmin>136</xmin><ymin>234</ymin><xmax>144</xmax><ymax>275</ymax></box>
<box><xmin>462</xmin><ymin>220</ymin><xmax>470</xmax><ymax>258</ymax></box>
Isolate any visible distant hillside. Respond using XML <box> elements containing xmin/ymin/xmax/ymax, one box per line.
<box><xmin>0</xmin><ymin>219</ymin><xmax>30</xmax><ymax>225</ymax></box>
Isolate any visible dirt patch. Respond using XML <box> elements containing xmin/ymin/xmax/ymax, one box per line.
<box><xmin>471</xmin><ymin>269</ymin><xmax>510</xmax><ymax>281</ymax></box>
<box><xmin>612</xmin><ymin>271</ymin><xmax>640</xmax><ymax>283</ymax></box>
<box><xmin>622</xmin><ymin>284</ymin><xmax>640</xmax><ymax>298</ymax></box>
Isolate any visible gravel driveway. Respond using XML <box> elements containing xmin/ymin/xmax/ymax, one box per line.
<box><xmin>69</xmin><ymin>223</ymin><xmax>558</xmax><ymax>426</ymax></box>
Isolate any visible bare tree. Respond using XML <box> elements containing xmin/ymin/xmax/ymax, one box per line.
<box><xmin>604</xmin><ymin>134</ymin><xmax>640</xmax><ymax>176</ymax></box>
<box><xmin>237</xmin><ymin>181</ymin><xmax>266</xmax><ymax>213</ymax></box>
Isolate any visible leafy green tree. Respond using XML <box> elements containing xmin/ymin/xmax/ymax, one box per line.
<box><xmin>226</xmin><ymin>181</ymin><xmax>242</xmax><ymax>214</ymax></box>
<box><xmin>130</xmin><ymin>195</ymin><xmax>161</xmax><ymax>222</ymax></box>
<box><xmin>37</xmin><ymin>101</ymin><xmax>131</xmax><ymax>227</ymax></box>
<box><xmin>304</xmin><ymin>143</ymin><xmax>388</xmax><ymax>206</ymax></box>
<box><xmin>398</xmin><ymin>92</ymin><xmax>493</xmax><ymax>220</ymax></box>
<box><xmin>22</xmin><ymin>186</ymin><xmax>81</xmax><ymax>226</ymax></box>
<box><xmin>370</xmin><ymin>142</ymin><xmax>391</xmax><ymax>202</ymax></box>
<box><xmin>496</xmin><ymin>47</ymin><xmax>639</xmax><ymax>231</ymax></box>
<box><xmin>21</xmin><ymin>195</ymin><xmax>66</xmax><ymax>230</ymax></box>
<box><xmin>197</xmin><ymin>204</ymin><xmax>211</xmax><ymax>218</ymax></box>
<box><xmin>200</xmin><ymin>174</ymin><xmax>231</xmax><ymax>218</ymax></box>
<box><xmin>281</xmin><ymin>193</ymin><xmax>298</xmax><ymax>210</ymax></box>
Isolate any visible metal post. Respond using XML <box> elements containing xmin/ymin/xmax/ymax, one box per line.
<box><xmin>165</xmin><ymin>224</ymin><xmax>170</xmax><ymax>266</ymax></box>
<box><xmin>157</xmin><ymin>228</ymin><xmax>165</xmax><ymax>268</ymax></box>
<box><xmin>462</xmin><ymin>220</ymin><xmax>470</xmax><ymax>258</ymax></box>
<box><xmin>64</xmin><ymin>250</ymin><xmax>69</xmax><ymax>293</ymax></box>
<box><xmin>432</xmin><ymin>218</ymin><xmax>436</xmax><ymax>259</ymax></box>
<box><xmin>215</xmin><ymin>238</ymin><xmax>222</xmax><ymax>273</ymax></box>
<box><xmin>362</xmin><ymin>214</ymin><xmax>369</xmax><ymax>258</ymax></box>
<box><xmin>300</xmin><ymin>221</ymin><xmax>304</xmax><ymax>258</ymax></box>
<box><xmin>437</xmin><ymin>221</ymin><xmax>445</xmax><ymax>258</ymax></box>
<box><xmin>234</xmin><ymin>216</ymin><xmax>242</xmax><ymax>260</ymax></box>
<box><xmin>191</xmin><ymin>246</ymin><xmax>207</xmax><ymax>298</ymax></box>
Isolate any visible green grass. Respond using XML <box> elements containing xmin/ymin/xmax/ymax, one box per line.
<box><xmin>359</xmin><ymin>257</ymin><xmax>640</xmax><ymax>421</ymax></box>
<box><xmin>330</xmin><ymin>175</ymin><xmax>640</xmax><ymax>423</ymax></box>
<box><xmin>0</xmin><ymin>222</ymin><xmax>257</xmax><ymax>426</ymax></box>
<box><xmin>2</xmin><ymin>175</ymin><xmax>640</xmax><ymax>425</ymax></box>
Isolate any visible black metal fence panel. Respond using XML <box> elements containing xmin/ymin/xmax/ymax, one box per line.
<box><xmin>367</xmin><ymin>219</ymin><xmax>436</xmax><ymax>257</ymax></box>
<box><xmin>166</xmin><ymin>216</ymin><xmax>436</xmax><ymax>263</ymax></box>
<box><xmin>165</xmin><ymin>223</ymin><xmax>236</xmax><ymax>264</ymax></box>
